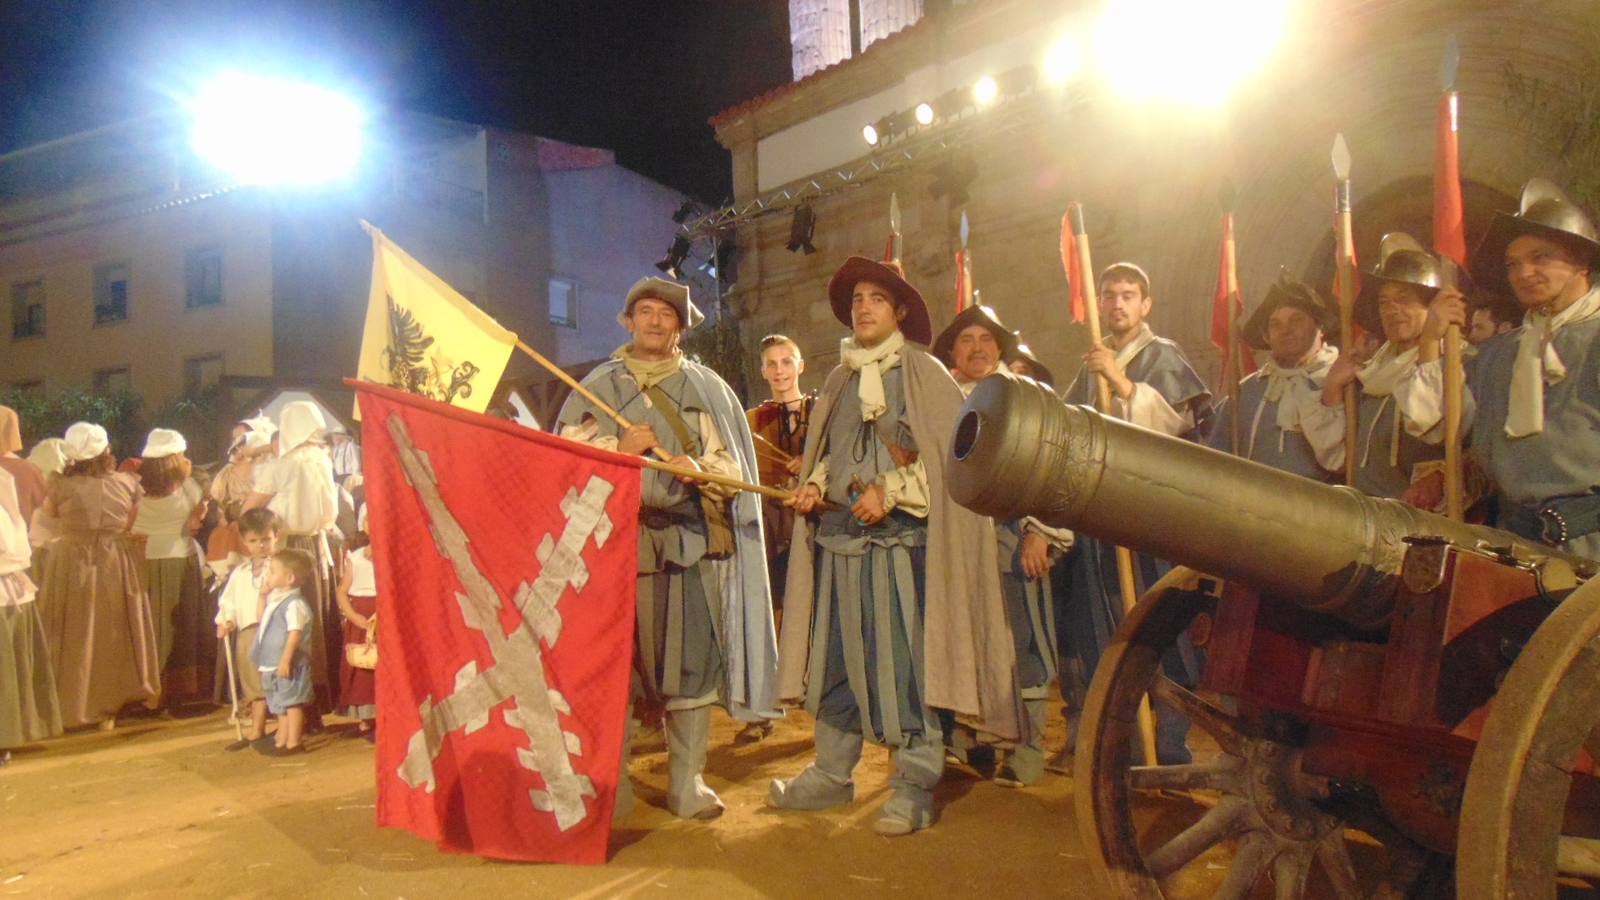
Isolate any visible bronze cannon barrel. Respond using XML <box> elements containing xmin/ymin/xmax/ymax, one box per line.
<box><xmin>947</xmin><ymin>373</ymin><xmax>1593</xmax><ymax>628</ymax></box>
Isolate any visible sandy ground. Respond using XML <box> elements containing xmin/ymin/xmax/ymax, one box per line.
<box><xmin>1</xmin><ymin>706</ymin><xmax>1108</xmax><ymax>899</ymax></box>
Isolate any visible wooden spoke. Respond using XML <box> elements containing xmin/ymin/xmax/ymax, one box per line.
<box><xmin>1272</xmin><ymin>847</ymin><xmax>1313</xmax><ymax>900</ymax></box>
<box><xmin>1129</xmin><ymin>755</ymin><xmax>1243</xmax><ymax>793</ymax></box>
<box><xmin>1145</xmin><ymin>795</ymin><xmax>1250</xmax><ymax>878</ymax></box>
<box><xmin>1557</xmin><ymin>835</ymin><xmax>1600</xmax><ymax>880</ymax></box>
<box><xmin>1313</xmin><ymin>829</ymin><xmax>1362</xmax><ymax>900</ymax></box>
<box><xmin>1151</xmin><ymin>675</ymin><xmax>1246</xmax><ymax>755</ymax></box>
<box><xmin>1214</xmin><ymin>831</ymin><xmax>1277</xmax><ymax>900</ymax></box>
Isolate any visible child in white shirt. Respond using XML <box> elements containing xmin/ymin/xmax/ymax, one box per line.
<box><xmin>215</xmin><ymin>508</ymin><xmax>280</xmax><ymax>750</ymax></box>
<box><xmin>253</xmin><ymin>549</ymin><xmax>316</xmax><ymax>756</ymax></box>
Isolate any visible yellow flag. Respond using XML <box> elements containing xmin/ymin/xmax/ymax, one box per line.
<box><xmin>356</xmin><ymin>221</ymin><xmax>516</xmax><ymax>416</ymax></box>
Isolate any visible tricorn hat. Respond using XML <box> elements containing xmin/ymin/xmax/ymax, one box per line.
<box><xmin>1006</xmin><ymin>338</ymin><xmax>1055</xmax><ymax>387</ymax></box>
<box><xmin>930</xmin><ymin>303</ymin><xmax>1019</xmax><ymax>368</ymax></box>
<box><xmin>1472</xmin><ymin>177</ymin><xmax>1600</xmax><ymax>294</ymax></box>
<box><xmin>1355</xmin><ymin>233</ymin><xmax>1443</xmax><ymax>335</ymax></box>
<box><xmin>826</xmin><ymin>256</ymin><xmax>932</xmax><ymax>345</ymax></box>
<box><xmin>1242</xmin><ymin>269</ymin><xmax>1338</xmax><ymax>351</ymax></box>
<box><xmin>619</xmin><ymin>276</ymin><xmax>704</xmax><ymax>330</ymax></box>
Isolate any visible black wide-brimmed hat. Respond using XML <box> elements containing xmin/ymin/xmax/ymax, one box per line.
<box><xmin>1354</xmin><ymin>232</ymin><xmax>1444</xmax><ymax>335</ymax></box>
<box><xmin>1242</xmin><ymin>268</ymin><xmax>1338</xmax><ymax>351</ymax></box>
<box><xmin>930</xmin><ymin>303</ymin><xmax>1018</xmax><ymax>368</ymax></box>
<box><xmin>827</xmin><ymin>256</ymin><xmax>933</xmax><ymax>345</ymax></box>
<box><xmin>1006</xmin><ymin>337</ymin><xmax>1055</xmax><ymax>387</ymax></box>
<box><xmin>1472</xmin><ymin>177</ymin><xmax>1600</xmax><ymax>294</ymax></box>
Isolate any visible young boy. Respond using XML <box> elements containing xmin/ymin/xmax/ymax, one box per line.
<box><xmin>252</xmin><ymin>548</ymin><xmax>317</xmax><ymax>755</ymax></box>
<box><xmin>215</xmin><ymin>508</ymin><xmax>280</xmax><ymax>750</ymax></box>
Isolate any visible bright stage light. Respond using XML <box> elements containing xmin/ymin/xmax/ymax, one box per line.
<box><xmin>188</xmin><ymin>72</ymin><xmax>364</xmax><ymax>185</ymax></box>
<box><xmin>973</xmin><ymin>76</ymin><xmax>999</xmax><ymax>107</ymax></box>
<box><xmin>1042</xmin><ymin>37</ymin><xmax>1082</xmax><ymax>85</ymax></box>
<box><xmin>914</xmin><ymin>102</ymin><xmax>935</xmax><ymax>125</ymax></box>
<box><xmin>1094</xmin><ymin>0</ymin><xmax>1290</xmax><ymax>106</ymax></box>
<box><xmin>862</xmin><ymin>122</ymin><xmax>880</xmax><ymax>145</ymax></box>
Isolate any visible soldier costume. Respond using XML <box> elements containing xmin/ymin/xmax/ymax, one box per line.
<box><xmin>557</xmin><ymin>276</ymin><xmax>779</xmax><ymax>820</ymax></box>
<box><xmin>769</xmin><ymin>257</ymin><xmax>1023</xmax><ymax>835</ymax></box>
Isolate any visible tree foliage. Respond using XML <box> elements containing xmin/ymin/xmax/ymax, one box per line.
<box><xmin>1505</xmin><ymin>32</ymin><xmax>1600</xmax><ymax>210</ymax></box>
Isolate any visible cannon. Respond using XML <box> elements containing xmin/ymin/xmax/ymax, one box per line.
<box><xmin>948</xmin><ymin>373</ymin><xmax>1600</xmax><ymax>899</ymax></box>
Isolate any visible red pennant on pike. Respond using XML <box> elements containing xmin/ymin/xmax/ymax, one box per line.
<box><xmin>1210</xmin><ymin>211</ymin><xmax>1257</xmax><ymax>383</ymax></box>
<box><xmin>1433</xmin><ymin>92</ymin><xmax>1467</xmax><ymax>268</ymax></box>
<box><xmin>1060</xmin><ymin>213</ymin><xmax>1085</xmax><ymax>323</ymax></box>
<box><xmin>355</xmin><ymin>381</ymin><xmax>640</xmax><ymax>864</ymax></box>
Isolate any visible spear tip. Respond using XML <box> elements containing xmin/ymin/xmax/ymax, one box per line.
<box><xmin>1441</xmin><ymin>34</ymin><xmax>1461</xmax><ymax>92</ymax></box>
<box><xmin>1219</xmin><ymin>179</ymin><xmax>1238</xmax><ymax>213</ymax></box>
<box><xmin>1331</xmin><ymin>133</ymin><xmax>1351</xmax><ymax>180</ymax></box>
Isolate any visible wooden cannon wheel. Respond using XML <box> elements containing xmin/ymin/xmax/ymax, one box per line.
<box><xmin>1074</xmin><ymin>566</ymin><xmax>1428</xmax><ymax>898</ymax></box>
<box><xmin>1456</xmin><ymin>574</ymin><xmax>1600</xmax><ymax>898</ymax></box>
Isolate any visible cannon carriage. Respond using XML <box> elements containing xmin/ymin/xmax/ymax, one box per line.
<box><xmin>948</xmin><ymin>372</ymin><xmax>1600</xmax><ymax>898</ymax></box>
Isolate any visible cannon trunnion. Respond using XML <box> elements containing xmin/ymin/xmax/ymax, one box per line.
<box><xmin>949</xmin><ymin>373</ymin><xmax>1600</xmax><ymax>898</ymax></box>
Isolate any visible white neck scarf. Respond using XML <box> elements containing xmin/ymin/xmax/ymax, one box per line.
<box><xmin>839</xmin><ymin>330</ymin><xmax>906</xmax><ymax>422</ymax></box>
<box><xmin>1506</xmin><ymin>285</ymin><xmax>1600</xmax><ymax>438</ymax></box>
<box><xmin>1355</xmin><ymin>342</ymin><xmax>1419</xmax><ymax>398</ymax></box>
<box><xmin>1249</xmin><ymin>343</ymin><xmax>1338</xmax><ymax>457</ymax></box>
<box><xmin>1110</xmin><ymin>323</ymin><xmax>1157</xmax><ymax>370</ymax></box>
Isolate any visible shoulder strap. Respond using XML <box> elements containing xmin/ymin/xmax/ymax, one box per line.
<box><xmin>643</xmin><ymin>384</ymin><xmax>699</xmax><ymax>456</ymax></box>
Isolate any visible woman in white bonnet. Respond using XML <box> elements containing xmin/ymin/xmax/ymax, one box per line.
<box><xmin>132</xmin><ymin>428</ymin><xmax>211</xmax><ymax>705</ymax></box>
<box><xmin>36</xmin><ymin>422</ymin><xmax>161</xmax><ymax>730</ymax></box>
<box><xmin>243</xmin><ymin>402</ymin><xmax>338</xmax><ymax>716</ymax></box>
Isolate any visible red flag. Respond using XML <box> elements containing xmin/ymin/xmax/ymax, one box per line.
<box><xmin>1060</xmin><ymin>213</ymin><xmax>1085</xmax><ymax>323</ymax></box>
<box><xmin>1434</xmin><ymin>92</ymin><xmax>1467</xmax><ymax>268</ymax></box>
<box><xmin>357</xmin><ymin>381</ymin><xmax>640</xmax><ymax>865</ymax></box>
<box><xmin>954</xmin><ymin>249</ymin><xmax>971</xmax><ymax>314</ymax></box>
<box><xmin>1210</xmin><ymin>213</ymin><xmax>1256</xmax><ymax>381</ymax></box>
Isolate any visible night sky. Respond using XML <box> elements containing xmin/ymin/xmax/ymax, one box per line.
<box><xmin>0</xmin><ymin>1</ymin><xmax>793</xmax><ymax>203</ymax></box>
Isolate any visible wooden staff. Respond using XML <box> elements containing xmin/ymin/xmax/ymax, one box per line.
<box><xmin>1219</xmin><ymin>184</ymin><xmax>1243</xmax><ymax>455</ymax></box>
<box><xmin>752</xmin><ymin>431</ymin><xmax>795</xmax><ymax>464</ymax></box>
<box><xmin>1332</xmin><ymin>135</ymin><xmax>1360</xmax><ymax>486</ymax></box>
<box><xmin>513</xmin><ymin>338</ymin><xmax>790</xmax><ymax>502</ymax></box>
<box><xmin>1437</xmin><ymin>38</ymin><xmax>1467</xmax><ymax>521</ymax></box>
<box><xmin>1067</xmin><ymin>202</ymin><xmax>1159</xmax><ymax>768</ymax></box>
<box><xmin>1442</xmin><ymin>262</ymin><xmax>1465</xmax><ymax>520</ymax></box>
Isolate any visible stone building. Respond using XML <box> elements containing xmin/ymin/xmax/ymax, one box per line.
<box><xmin>1</xmin><ymin>112</ymin><xmax>690</xmax><ymax>412</ymax></box>
<box><xmin>709</xmin><ymin>0</ymin><xmax>1597</xmax><ymax>393</ymax></box>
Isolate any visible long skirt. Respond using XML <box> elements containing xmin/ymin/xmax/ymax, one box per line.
<box><xmin>37</xmin><ymin>533</ymin><xmax>160</xmax><ymax>727</ymax></box>
<box><xmin>1</xmin><ymin>576</ymin><xmax>63</xmax><ymax>748</ymax></box>
<box><xmin>146</xmin><ymin>553</ymin><xmax>212</xmax><ymax>700</ymax></box>
<box><xmin>284</xmin><ymin>533</ymin><xmax>337</xmax><ymax>714</ymax></box>
<box><xmin>337</xmin><ymin>594</ymin><xmax>377</xmax><ymax>721</ymax></box>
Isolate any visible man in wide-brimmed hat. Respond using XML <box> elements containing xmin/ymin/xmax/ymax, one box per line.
<box><xmin>934</xmin><ymin>304</ymin><xmax>1070</xmax><ymax>787</ymax></box>
<box><xmin>1053</xmin><ymin>261</ymin><xmax>1211</xmax><ymax>771</ymax></box>
<box><xmin>1207</xmin><ymin>270</ymin><xmax>1344</xmax><ymax>482</ymax></box>
<box><xmin>1404</xmin><ymin>178</ymin><xmax>1600</xmax><ymax>557</ymax></box>
<box><xmin>1314</xmin><ymin>233</ymin><xmax>1448</xmax><ymax>502</ymax></box>
<box><xmin>769</xmin><ymin>256</ymin><xmax>1024</xmax><ymax>835</ymax></box>
<box><xmin>556</xmin><ymin>275</ymin><xmax>778</xmax><ymax>821</ymax></box>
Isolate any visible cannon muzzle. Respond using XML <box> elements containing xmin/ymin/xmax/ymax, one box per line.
<box><xmin>948</xmin><ymin>373</ymin><xmax>1593</xmax><ymax>628</ymax></box>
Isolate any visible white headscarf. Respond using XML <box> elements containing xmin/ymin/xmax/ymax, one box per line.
<box><xmin>63</xmin><ymin>422</ymin><xmax>109</xmax><ymax>462</ymax></box>
<box><xmin>1505</xmin><ymin>285</ymin><xmax>1600</xmax><ymax>438</ymax></box>
<box><xmin>277</xmin><ymin>402</ymin><xmax>327</xmax><ymax>455</ymax></box>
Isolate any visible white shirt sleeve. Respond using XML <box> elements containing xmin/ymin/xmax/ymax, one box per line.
<box><xmin>692</xmin><ymin>411</ymin><xmax>742</xmax><ymax>501</ymax></box>
<box><xmin>1115</xmin><ymin>382</ymin><xmax>1195</xmax><ymax>436</ymax></box>
<box><xmin>879</xmin><ymin>458</ymin><xmax>930</xmax><ymax>518</ymax></box>
<box><xmin>285</xmin><ymin>597</ymin><xmax>312</xmax><ymax>633</ymax></box>
<box><xmin>1022</xmin><ymin>517</ymin><xmax>1075</xmax><ymax>551</ymax></box>
<box><xmin>1299</xmin><ymin>401</ymin><xmax>1349</xmax><ymax>472</ymax></box>
<box><xmin>559</xmin><ymin>416</ymin><xmax>620</xmax><ymax>452</ymax></box>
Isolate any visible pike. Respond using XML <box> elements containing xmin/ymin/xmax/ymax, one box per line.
<box><xmin>886</xmin><ymin>192</ymin><xmax>903</xmax><ymax>265</ymax></box>
<box><xmin>1063</xmin><ymin>203</ymin><xmax>1159</xmax><ymax>768</ymax></box>
<box><xmin>1331</xmin><ymin>134</ymin><xmax>1359</xmax><ymax>486</ymax></box>
<box><xmin>1437</xmin><ymin>35</ymin><xmax>1467</xmax><ymax>521</ymax></box>
<box><xmin>955</xmin><ymin>211</ymin><xmax>974</xmax><ymax>314</ymax></box>
<box><xmin>1219</xmin><ymin>181</ymin><xmax>1243</xmax><ymax>455</ymax></box>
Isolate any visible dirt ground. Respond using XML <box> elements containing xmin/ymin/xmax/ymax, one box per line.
<box><xmin>2</xmin><ymin>705</ymin><xmax>1110</xmax><ymax>899</ymax></box>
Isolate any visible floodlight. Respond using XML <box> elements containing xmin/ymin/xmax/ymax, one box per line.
<box><xmin>973</xmin><ymin>76</ymin><xmax>999</xmax><ymax>106</ymax></box>
<box><xmin>863</xmin><ymin>122</ymin><xmax>880</xmax><ymax>146</ymax></box>
<box><xmin>914</xmin><ymin>102</ymin><xmax>935</xmax><ymax>126</ymax></box>
<box><xmin>786</xmin><ymin>204</ymin><xmax>817</xmax><ymax>254</ymax></box>
<box><xmin>1043</xmin><ymin>38</ymin><xmax>1082</xmax><ymax>85</ymax></box>
<box><xmin>655</xmin><ymin>235</ymin><xmax>692</xmax><ymax>278</ymax></box>
<box><xmin>187</xmin><ymin>72</ymin><xmax>364</xmax><ymax>185</ymax></box>
<box><xmin>1095</xmin><ymin>0</ymin><xmax>1290</xmax><ymax>106</ymax></box>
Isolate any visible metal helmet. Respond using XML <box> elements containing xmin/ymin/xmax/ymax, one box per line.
<box><xmin>1473</xmin><ymin>177</ymin><xmax>1600</xmax><ymax>292</ymax></box>
<box><xmin>1355</xmin><ymin>233</ymin><xmax>1441</xmax><ymax>335</ymax></box>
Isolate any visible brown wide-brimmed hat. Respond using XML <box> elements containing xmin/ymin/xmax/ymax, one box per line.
<box><xmin>1006</xmin><ymin>337</ymin><xmax>1055</xmax><ymax>387</ymax></box>
<box><xmin>826</xmin><ymin>256</ymin><xmax>932</xmax><ymax>345</ymax></box>
<box><xmin>1242</xmin><ymin>269</ymin><xmax>1338</xmax><ymax>351</ymax></box>
<box><xmin>619</xmin><ymin>276</ymin><xmax>704</xmax><ymax>330</ymax></box>
<box><xmin>930</xmin><ymin>303</ymin><xmax>1019</xmax><ymax>368</ymax></box>
<box><xmin>1472</xmin><ymin>177</ymin><xmax>1600</xmax><ymax>295</ymax></box>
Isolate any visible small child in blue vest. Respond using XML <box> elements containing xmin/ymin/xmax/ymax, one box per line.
<box><xmin>252</xmin><ymin>548</ymin><xmax>316</xmax><ymax>755</ymax></box>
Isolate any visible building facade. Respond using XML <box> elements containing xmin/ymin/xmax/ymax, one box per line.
<box><xmin>710</xmin><ymin>0</ymin><xmax>1596</xmax><ymax>392</ymax></box>
<box><xmin>1</xmin><ymin>113</ymin><xmax>690</xmax><ymax>409</ymax></box>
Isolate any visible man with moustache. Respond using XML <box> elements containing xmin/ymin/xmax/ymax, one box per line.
<box><xmin>1055</xmin><ymin>262</ymin><xmax>1211</xmax><ymax>769</ymax></box>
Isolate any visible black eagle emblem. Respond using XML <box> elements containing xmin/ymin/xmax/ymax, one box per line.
<box><xmin>380</xmin><ymin>294</ymin><xmax>480</xmax><ymax>405</ymax></box>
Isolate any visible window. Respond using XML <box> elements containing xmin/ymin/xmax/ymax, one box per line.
<box><xmin>185</xmin><ymin>247</ymin><xmax>224</xmax><ymax>308</ymax></box>
<box><xmin>94</xmin><ymin>262</ymin><xmax>130</xmax><ymax>324</ymax></box>
<box><xmin>11</xmin><ymin>379</ymin><xmax>43</xmax><ymax>396</ymax></box>
<box><xmin>11</xmin><ymin>280</ymin><xmax>44</xmax><ymax>338</ymax></box>
<box><xmin>93</xmin><ymin>366</ymin><xmax>131</xmax><ymax>395</ymax></box>
<box><xmin>184</xmin><ymin>353</ymin><xmax>224</xmax><ymax>396</ymax></box>
<box><xmin>549</xmin><ymin>276</ymin><xmax>577</xmax><ymax>329</ymax></box>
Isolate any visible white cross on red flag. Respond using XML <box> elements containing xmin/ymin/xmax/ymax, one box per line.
<box><xmin>354</xmin><ymin>381</ymin><xmax>640</xmax><ymax>864</ymax></box>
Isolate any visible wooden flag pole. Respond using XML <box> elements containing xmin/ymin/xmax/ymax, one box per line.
<box><xmin>1332</xmin><ymin>136</ymin><xmax>1360</xmax><ymax>486</ymax></box>
<box><xmin>1444</xmin><ymin>325</ymin><xmax>1465</xmax><ymax>520</ymax></box>
<box><xmin>1067</xmin><ymin>202</ymin><xmax>1160</xmax><ymax>769</ymax></box>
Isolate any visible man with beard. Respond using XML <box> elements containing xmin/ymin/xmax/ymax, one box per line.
<box><xmin>1405</xmin><ymin>179</ymin><xmax>1600</xmax><ymax>558</ymax></box>
<box><xmin>1207</xmin><ymin>271</ymin><xmax>1344</xmax><ymax>481</ymax></box>
<box><xmin>1054</xmin><ymin>262</ymin><xmax>1211</xmax><ymax>769</ymax></box>
<box><xmin>768</xmin><ymin>257</ymin><xmax>1021</xmax><ymax>835</ymax></box>
<box><xmin>557</xmin><ymin>276</ymin><xmax>778</xmax><ymax>820</ymax></box>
